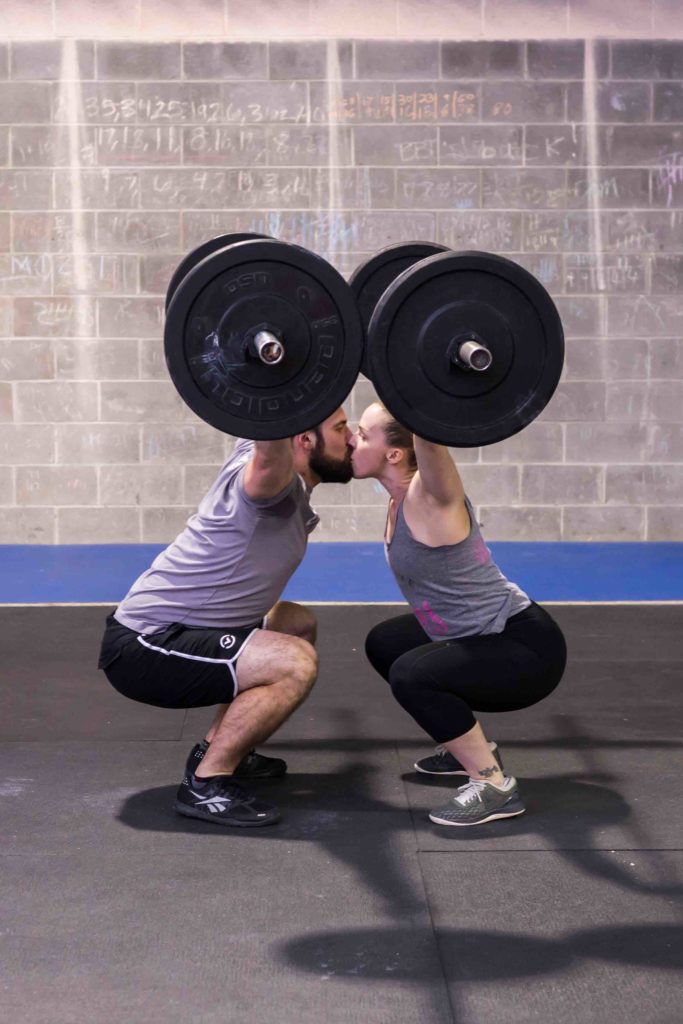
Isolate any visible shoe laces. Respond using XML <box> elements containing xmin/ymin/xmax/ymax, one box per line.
<box><xmin>454</xmin><ymin>779</ymin><xmax>487</xmax><ymax>806</ymax></box>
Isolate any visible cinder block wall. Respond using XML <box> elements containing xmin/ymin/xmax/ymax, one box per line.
<box><xmin>1</xmin><ymin>1</ymin><xmax>682</xmax><ymax>544</ymax></box>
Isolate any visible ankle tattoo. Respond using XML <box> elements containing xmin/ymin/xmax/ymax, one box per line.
<box><xmin>478</xmin><ymin>765</ymin><xmax>499</xmax><ymax>779</ymax></box>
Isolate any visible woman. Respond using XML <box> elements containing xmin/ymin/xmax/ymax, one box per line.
<box><xmin>350</xmin><ymin>403</ymin><xmax>567</xmax><ymax>827</ymax></box>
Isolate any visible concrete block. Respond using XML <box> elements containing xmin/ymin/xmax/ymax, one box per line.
<box><xmin>97</xmin><ymin>43</ymin><xmax>181</xmax><ymax>81</ymax></box>
<box><xmin>141</xmin><ymin>423</ymin><xmax>229</xmax><ymax>465</ymax></box>
<box><xmin>97</xmin><ymin>298</ymin><xmax>163</xmax><ymax>340</ymax></box>
<box><xmin>647</xmin><ymin>506</ymin><xmax>683</xmax><ymax>540</ymax></box>
<box><xmin>527</xmin><ymin>41</ymin><xmax>609</xmax><ymax>79</ymax></box>
<box><xmin>438</xmin><ymin>211</ymin><xmax>521</xmax><ymax>251</ymax></box>
<box><xmin>568</xmin><ymin>1</ymin><xmax>651</xmax><ymax>37</ymax></box>
<box><xmin>565</xmin><ymin>422</ymin><xmax>647</xmax><ymax>463</ymax></box>
<box><xmin>140</xmin><ymin>255</ymin><xmax>177</xmax><ymax>296</ymax></box>
<box><xmin>482</xmin><ymin>168</ymin><xmax>567</xmax><ymax>210</ymax></box>
<box><xmin>611</xmin><ymin>42</ymin><xmax>683</xmax><ymax>79</ymax></box>
<box><xmin>0</xmin><ymin>45</ymin><xmax>7</xmax><ymax>80</ymax></box>
<box><xmin>0</xmin><ymin>340</ymin><xmax>53</xmax><ymax>380</ymax></box>
<box><xmin>0</xmin><ymin>83</ymin><xmax>51</xmax><ymax>123</ymax></box>
<box><xmin>10</xmin><ymin>41</ymin><xmax>94</xmax><ymax>81</ymax></box>
<box><xmin>608</xmin><ymin>295</ymin><xmax>683</xmax><ymax>337</ymax></box>
<box><xmin>352</xmin><ymin>212</ymin><xmax>436</xmax><ymax>251</ymax></box>
<box><xmin>12</xmin><ymin>213</ymin><xmax>96</xmax><ymax>254</ymax></box>
<box><xmin>567</xmin><ymin>82</ymin><xmax>651</xmax><ymax>123</ymax></box>
<box><xmin>100</xmin><ymin>381</ymin><xmax>188</xmax><ymax>424</ymax></box>
<box><xmin>0</xmin><ymin>382</ymin><xmax>12</xmax><ymax>421</ymax></box>
<box><xmin>522</xmin><ymin>465</ymin><xmax>602</xmax><ymax>505</ymax></box>
<box><xmin>222</xmin><ymin>81</ymin><xmax>309</xmax><ymax>125</ymax></box>
<box><xmin>565</xmin><ymin>169</ymin><xmax>650</xmax><ymax>209</ymax></box>
<box><xmin>15</xmin><ymin>382</ymin><xmax>97</xmax><ymax>423</ymax></box>
<box><xmin>55</xmin><ymin>339</ymin><xmax>139</xmax><ymax>381</ymax></box>
<box><xmin>16</xmin><ymin>466</ymin><xmax>97</xmax><ymax>506</ymax></box>
<box><xmin>563</xmin><ymin>505</ymin><xmax>645</xmax><ymax>541</ymax></box>
<box><xmin>0</xmin><ymin>507</ymin><xmax>54</xmax><ymax>543</ymax></box>
<box><xmin>270</xmin><ymin>41</ymin><xmax>352</xmax><ymax>80</ymax></box>
<box><xmin>183</xmin><ymin>43</ymin><xmax>266</xmax><ymax>80</ymax></box>
<box><xmin>0</xmin><ymin>466</ymin><xmax>13</xmax><ymax>502</ymax></box>
<box><xmin>478</xmin><ymin>506</ymin><xmax>562</xmax><ymax>541</ymax></box>
<box><xmin>51</xmin><ymin>83</ymin><xmax>137</xmax><ymax>127</ymax></box>
<box><xmin>310</xmin><ymin>506</ymin><xmax>387</xmax><ymax>542</ymax></box>
<box><xmin>651</xmin><ymin>256</ymin><xmax>683</xmax><ymax>292</ymax></box>
<box><xmin>397</xmin><ymin>0</ymin><xmax>482</xmax><ymax>38</ymax></box>
<box><xmin>524</xmin><ymin>211</ymin><xmax>591</xmax><ymax>252</ymax></box>
<box><xmin>182</xmin><ymin>125</ymin><xmax>266</xmax><ymax>167</ymax></box>
<box><xmin>14</xmin><ymin>299</ymin><xmax>96</xmax><ymax>339</ymax></box>
<box><xmin>97</xmin><ymin>126</ymin><xmax>182</xmax><ymax>166</ymax></box>
<box><xmin>139</xmin><ymin>338</ymin><xmax>167</xmax><ymax>381</ymax></box>
<box><xmin>603</xmin><ymin>125</ymin><xmax>683</xmax><ymax>166</ymax></box>
<box><xmin>397</xmin><ymin>169</ymin><xmax>480</xmax><ymax>210</ymax></box>
<box><xmin>310</xmin><ymin>81</ymin><xmax>396</xmax><ymax>125</ymax></box>
<box><xmin>54</xmin><ymin>256</ymin><xmax>139</xmax><ymax>296</ymax></box>
<box><xmin>649</xmin><ymin>339</ymin><xmax>682</xmax><ymax>383</ymax></box>
<box><xmin>12</xmin><ymin>126</ymin><xmax>97</xmax><ymax>168</ymax></box>
<box><xmin>96</xmin><ymin>212</ymin><xmax>181</xmax><ymax>254</ymax></box>
<box><xmin>56</xmin><ymin>424</ymin><xmax>140</xmax><ymax>465</ymax></box>
<box><xmin>0</xmin><ymin>253</ymin><xmax>51</xmax><ymax>299</ymax></box>
<box><xmin>458</xmin><ymin>464</ymin><xmax>520</xmax><ymax>505</ymax></box>
<box><xmin>395</xmin><ymin>83</ymin><xmax>479</xmax><ymax>123</ymax></box>
<box><xmin>654</xmin><ymin>83</ymin><xmax>683</xmax><ymax>121</ymax></box>
<box><xmin>555</xmin><ymin>296</ymin><xmax>602</xmax><ymax>337</ymax></box>
<box><xmin>606</xmin><ymin>465</ymin><xmax>683</xmax><ymax>505</ymax></box>
<box><xmin>54</xmin><ymin>169</ymin><xmax>141</xmax><ymax>210</ymax></box>
<box><xmin>482</xmin><ymin>422</ymin><xmax>563</xmax><ymax>464</ymax></box>
<box><xmin>0</xmin><ymin>424</ymin><xmax>54</xmax><ymax>465</ymax></box>
<box><xmin>135</xmin><ymin>83</ymin><xmax>224</xmax><ymax>124</ymax></box>
<box><xmin>57</xmin><ymin>506</ymin><xmax>141</xmax><ymax>544</ymax></box>
<box><xmin>312</xmin><ymin>169</ymin><xmax>395</xmax><ymax>210</ymax></box>
<box><xmin>645</xmin><ymin>425</ymin><xmax>683</xmax><ymax>462</ymax></box>
<box><xmin>540</xmin><ymin>382</ymin><xmax>606</xmax><ymax>422</ymax></box>
<box><xmin>100</xmin><ymin>464</ymin><xmax>184</xmax><ymax>507</ymax></box>
<box><xmin>564</xmin><ymin>254</ymin><xmax>647</xmax><ymax>294</ymax></box>
<box><xmin>441</xmin><ymin>125</ymin><xmax>523</xmax><ymax>165</ymax></box>
<box><xmin>355</xmin><ymin>125</ymin><xmax>437</xmax><ymax>166</ymax></box>
<box><xmin>441</xmin><ymin>42</ymin><xmax>523</xmax><ymax>79</ymax></box>
<box><xmin>356</xmin><ymin>42</ymin><xmax>439</xmax><ymax>81</ymax></box>
<box><xmin>482</xmin><ymin>83</ymin><xmax>565</xmax><ymax>123</ymax></box>
<box><xmin>0</xmin><ymin>171</ymin><xmax>52</xmax><ymax>211</ymax></box>
<box><xmin>525</xmin><ymin>125</ymin><xmax>586</xmax><ymax>165</ymax></box>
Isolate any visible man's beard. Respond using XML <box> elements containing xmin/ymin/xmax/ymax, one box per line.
<box><xmin>309</xmin><ymin>438</ymin><xmax>353</xmax><ymax>484</ymax></box>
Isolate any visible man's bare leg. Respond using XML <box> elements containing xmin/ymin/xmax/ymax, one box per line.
<box><xmin>203</xmin><ymin>601</ymin><xmax>317</xmax><ymax>744</ymax></box>
<box><xmin>196</xmin><ymin>631</ymin><xmax>317</xmax><ymax>778</ymax></box>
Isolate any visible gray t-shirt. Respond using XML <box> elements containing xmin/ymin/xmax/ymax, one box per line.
<box><xmin>386</xmin><ymin>495</ymin><xmax>531</xmax><ymax>640</ymax></box>
<box><xmin>115</xmin><ymin>439</ymin><xmax>319</xmax><ymax>633</ymax></box>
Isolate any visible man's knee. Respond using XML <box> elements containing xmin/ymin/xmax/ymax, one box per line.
<box><xmin>284</xmin><ymin>636</ymin><xmax>318</xmax><ymax>695</ymax></box>
<box><xmin>268</xmin><ymin>601</ymin><xmax>317</xmax><ymax>644</ymax></box>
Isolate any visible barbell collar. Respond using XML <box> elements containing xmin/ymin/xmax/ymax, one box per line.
<box><xmin>250</xmin><ymin>330</ymin><xmax>285</xmax><ymax>365</ymax></box>
<box><xmin>454</xmin><ymin>339</ymin><xmax>493</xmax><ymax>373</ymax></box>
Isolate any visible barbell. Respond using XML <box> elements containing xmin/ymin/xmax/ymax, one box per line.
<box><xmin>163</xmin><ymin>236</ymin><xmax>564</xmax><ymax>448</ymax></box>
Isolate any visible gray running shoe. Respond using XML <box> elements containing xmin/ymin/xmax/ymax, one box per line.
<box><xmin>414</xmin><ymin>741</ymin><xmax>503</xmax><ymax>776</ymax></box>
<box><xmin>429</xmin><ymin>777</ymin><xmax>525</xmax><ymax>827</ymax></box>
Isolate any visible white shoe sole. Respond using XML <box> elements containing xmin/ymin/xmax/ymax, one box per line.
<box><xmin>428</xmin><ymin>806</ymin><xmax>525</xmax><ymax>827</ymax></box>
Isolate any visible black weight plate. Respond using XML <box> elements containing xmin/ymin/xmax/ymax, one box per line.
<box><xmin>165</xmin><ymin>239</ymin><xmax>363</xmax><ymax>440</ymax></box>
<box><xmin>165</xmin><ymin>233</ymin><xmax>272</xmax><ymax>311</ymax></box>
<box><xmin>367</xmin><ymin>251</ymin><xmax>564</xmax><ymax>447</ymax></box>
<box><xmin>348</xmin><ymin>241</ymin><xmax>450</xmax><ymax>379</ymax></box>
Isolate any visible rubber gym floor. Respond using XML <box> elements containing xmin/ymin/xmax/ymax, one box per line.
<box><xmin>2</xmin><ymin>602</ymin><xmax>681</xmax><ymax>1024</ymax></box>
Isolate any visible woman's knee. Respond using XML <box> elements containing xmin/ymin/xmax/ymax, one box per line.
<box><xmin>388</xmin><ymin>655</ymin><xmax>425</xmax><ymax>710</ymax></box>
<box><xmin>365</xmin><ymin>622</ymin><xmax>393</xmax><ymax>680</ymax></box>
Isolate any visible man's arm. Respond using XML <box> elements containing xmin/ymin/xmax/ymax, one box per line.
<box><xmin>243</xmin><ymin>439</ymin><xmax>295</xmax><ymax>501</ymax></box>
<box><xmin>412</xmin><ymin>436</ymin><xmax>466</xmax><ymax>507</ymax></box>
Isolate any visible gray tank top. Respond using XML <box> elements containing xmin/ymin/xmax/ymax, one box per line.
<box><xmin>386</xmin><ymin>495</ymin><xmax>531</xmax><ymax>640</ymax></box>
<box><xmin>115</xmin><ymin>439</ymin><xmax>319</xmax><ymax>633</ymax></box>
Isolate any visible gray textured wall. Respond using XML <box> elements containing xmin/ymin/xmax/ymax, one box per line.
<box><xmin>1</xmin><ymin>26</ymin><xmax>682</xmax><ymax>543</ymax></box>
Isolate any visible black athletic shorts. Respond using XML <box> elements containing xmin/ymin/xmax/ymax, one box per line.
<box><xmin>98</xmin><ymin>613</ymin><xmax>264</xmax><ymax>709</ymax></box>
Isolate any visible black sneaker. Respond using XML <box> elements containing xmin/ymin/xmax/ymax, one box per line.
<box><xmin>185</xmin><ymin>740</ymin><xmax>287</xmax><ymax>779</ymax></box>
<box><xmin>175</xmin><ymin>772</ymin><xmax>280</xmax><ymax>827</ymax></box>
<box><xmin>414</xmin><ymin>741</ymin><xmax>504</xmax><ymax>776</ymax></box>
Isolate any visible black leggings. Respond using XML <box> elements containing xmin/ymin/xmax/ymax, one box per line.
<box><xmin>365</xmin><ymin>602</ymin><xmax>567</xmax><ymax>743</ymax></box>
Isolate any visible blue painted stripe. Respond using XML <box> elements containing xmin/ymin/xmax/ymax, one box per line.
<box><xmin>0</xmin><ymin>542</ymin><xmax>682</xmax><ymax>604</ymax></box>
